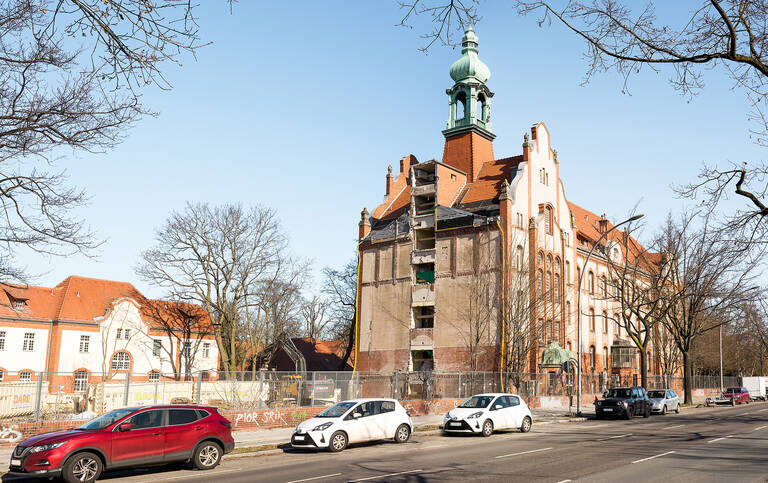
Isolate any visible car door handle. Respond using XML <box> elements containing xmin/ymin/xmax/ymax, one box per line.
<box><xmin>194</xmin><ymin>426</ymin><xmax>203</xmax><ymax>431</ymax></box>
<box><xmin>152</xmin><ymin>431</ymin><xmax>161</xmax><ymax>436</ymax></box>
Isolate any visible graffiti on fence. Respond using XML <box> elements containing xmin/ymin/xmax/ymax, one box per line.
<box><xmin>0</xmin><ymin>425</ymin><xmax>22</xmax><ymax>443</ymax></box>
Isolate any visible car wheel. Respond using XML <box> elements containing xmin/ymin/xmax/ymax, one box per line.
<box><xmin>675</xmin><ymin>403</ymin><xmax>681</xmax><ymax>414</ymax></box>
<box><xmin>731</xmin><ymin>398</ymin><xmax>736</xmax><ymax>406</ymax></box>
<box><xmin>193</xmin><ymin>441</ymin><xmax>222</xmax><ymax>470</ymax></box>
<box><xmin>329</xmin><ymin>431</ymin><xmax>348</xmax><ymax>452</ymax></box>
<box><xmin>661</xmin><ymin>405</ymin><xmax>667</xmax><ymax>415</ymax></box>
<box><xmin>62</xmin><ymin>451</ymin><xmax>102</xmax><ymax>483</ymax></box>
<box><xmin>520</xmin><ymin>416</ymin><xmax>532</xmax><ymax>433</ymax></box>
<box><xmin>644</xmin><ymin>406</ymin><xmax>651</xmax><ymax>418</ymax></box>
<box><xmin>394</xmin><ymin>424</ymin><xmax>410</xmax><ymax>443</ymax></box>
<box><xmin>624</xmin><ymin>406</ymin><xmax>633</xmax><ymax>420</ymax></box>
<box><xmin>481</xmin><ymin>419</ymin><xmax>494</xmax><ymax>437</ymax></box>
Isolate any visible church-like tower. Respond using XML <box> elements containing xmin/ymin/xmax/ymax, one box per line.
<box><xmin>442</xmin><ymin>27</ymin><xmax>495</xmax><ymax>181</ymax></box>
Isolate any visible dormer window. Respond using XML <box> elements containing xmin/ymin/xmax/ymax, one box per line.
<box><xmin>13</xmin><ymin>300</ymin><xmax>23</xmax><ymax>309</ymax></box>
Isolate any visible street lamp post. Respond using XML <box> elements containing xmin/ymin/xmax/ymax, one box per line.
<box><xmin>575</xmin><ymin>214</ymin><xmax>644</xmax><ymax>416</ymax></box>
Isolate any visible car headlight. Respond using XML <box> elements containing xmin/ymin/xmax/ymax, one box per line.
<box><xmin>466</xmin><ymin>411</ymin><xmax>483</xmax><ymax>419</ymax></box>
<box><xmin>444</xmin><ymin>412</ymin><xmax>451</xmax><ymax>420</ymax></box>
<box><xmin>312</xmin><ymin>422</ymin><xmax>333</xmax><ymax>431</ymax></box>
<box><xmin>29</xmin><ymin>442</ymin><xmax>66</xmax><ymax>454</ymax></box>
<box><xmin>622</xmin><ymin>401</ymin><xmax>628</xmax><ymax>407</ymax></box>
<box><xmin>596</xmin><ymin>401</ymin><xmax>602</xmax><ymax>406</ymax></box>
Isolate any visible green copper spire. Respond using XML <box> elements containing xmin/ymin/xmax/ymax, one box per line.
<box><xmin>449</xmin><ymin>27</ymin><xmax>491</xmax><ymax>83</ymax></box>
<box><xmin>443</xmin><ymin>27</ymin><xmax>495</xmax><ymax>140</ymax></box>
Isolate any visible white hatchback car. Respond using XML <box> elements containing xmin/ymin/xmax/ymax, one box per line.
<box><xmin>443</xmin><ymin>393</ymin><xmax>533</xmax><ymax>436</ymax></box>
<box><xmin>291</xmin><ymin>398</ymin><xmax>413</xmax><ymax>452</ymax></box>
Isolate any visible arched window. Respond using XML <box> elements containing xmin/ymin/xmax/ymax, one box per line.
<box><xmin>455</xmin><ymin>91</ymin><xmax>467</xmax><ymax>121</ymax></box>
<box><xmin>565</xmin><ymin>261</ymin><xmax>571</xmax><ymax>283</ymax></box>
<box><xmin>614</xmin><ymin>314</ymin><xmax>621</xmax><ymax>337</ymax></box>
<box><xmin>603</xmin><ymin>347</ymin><xmax>609</xmax><ymax>369</ymax></box>
<box><xmin>515</xmin><ymin>245</ymin><xmax>523</xmax><ymax>270</ymax></box>
<box><xmin>537</xmin><ymin>270</ymin><xmax>543</xmax><ymax>300</ymax></box>
<box><xmin>601</xmin><ymin>276</ymin><xmax>607</xmax><ymax>297</ymax></box>
<box><xmin>602</xmin><ymin>310</ymin><xmax>608</xmax><ymax>333</ymax></box>
<box><xmin>148</xmin><ymin>371</ymin><xmax>160</xmax><ymax>382</ymax></box>
<box><xmin>588</xmin><ymin>271</ymin><xmax>595</xmax><ymax>294</ymax></box>
<box><xmin>74</xmin><ymin>370</ymin><xmax>89</xmax><ymax>392</ymax></box>
<box><xmin>546</xmin><ymin>271</ymin><xmax>552</xmax><ymax>297</ymax></box>
<box><xmin>589</xmin><ymin>346</ymin><xmax>596</xmax><ymax>369</ymax></box>
<box><xmin>567</xmin><ymin>341</ymin><xmax>572</xmax><ymax>351</ymax></box>
<box><xmin>566</xmin><ymin>301</ymin><xmax>572</xmax><ymax>326</ymax></box>
<box><xmin>111</xmin><ymin>351</ymin><xmax>131</xmax><ymax>371</ymax></box>
<box><xmin>538</xmin><ymin>252</ymin><xmax>544</xmax><ymax>266</ymax></box>
<box><xmin>545</xmin><ymin>206</ymin><xmax>553</xmax><ymax>235</ymax></box>
<box><xmin>589</xmin><ymin>308</ymin><xmax>595</xmax><ymax>331</ymax></box>
<box><xmin>477</xmin><ymin>93</ymin><xmax>486</xmax><ymax>122</ymax></box>
<box><xmin>554</xmin><ymin>273</ymin><xmax>560</xmax><ymax>300</ymax></box>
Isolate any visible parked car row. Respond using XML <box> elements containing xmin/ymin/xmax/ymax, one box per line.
<box><xmin>290</xmin><ymin>392</ymin><xmax>533</xmax><ymax>452</ymax></box>
<box><xmin>595</xmin><ymin>386</ymin><xmax>683</xmax><ymax>419</ymax></box>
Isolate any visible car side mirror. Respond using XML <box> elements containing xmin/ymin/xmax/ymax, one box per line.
<box><xmin>352</xmin><ymin>412</ymin><xmax>362</xmax><ymax>419</ymax></box>
<box><xmin>602</xmin><ymin>391</ymin><xmax>608</xmax><ymax>398</ymax></box>
<box><xmin>119</xmin><ymin>422</ymin><xmax>134</xmax><ymax>432</ymax></box>
<box><xmin>494</xmin><ymin>405</ymin><xmax>503</xmax><ymax>410</ymax></box>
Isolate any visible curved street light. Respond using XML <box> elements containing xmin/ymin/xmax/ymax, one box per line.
<box><xmin>575</xmin><ymin>213</ymin><xmax>644</xmax><ymax>416</ymax></box>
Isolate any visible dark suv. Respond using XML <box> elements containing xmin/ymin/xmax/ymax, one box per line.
<box><xmin>595</xmin><ymin>387</ymin><xmax>651</xmax><ymax>419</ymax></box>
<box><xmin>8</xmin><ymin>405</ymin><xmax>234</xmax><ymax>483</ymax></box>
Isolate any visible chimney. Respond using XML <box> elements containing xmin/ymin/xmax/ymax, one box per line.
<box><xmin>359</xmin><ymin>208</ymin><xmax>371</xmax><ymax>240</ymax></box>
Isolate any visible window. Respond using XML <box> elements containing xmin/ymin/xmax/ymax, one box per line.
<box><xmin>589</xmin><ymin>346</ymin><xmax>596</xmax><ymax>369</ymax></box>
<box><xmin>182</xmin><ymin>341</ymin><xmax>191</xmax><ymax>358</ymax></box>
<box><xmin>615</xmin><ymin>316</ymin><xmax>621</xmax><ymax>337</ymax></box>
<box><xmin>79</xmin><ymin>335</ymin><xmax>90</xmax><ymax>353</ymax></box>
<box><xmin>153</xmin><ymin>340</ymin><xmax>162</xmax><ymax>357</ymax></box>
<box><xmin>116</xmin><ymin>328</ymin><xmax>122</xmax><ymax>340</ymax></box>
<box><xmin>566</xmin><ymin>302</ymin><xmax>571</xmax><ymax>326</ymax></box>
<box><xmin>589</xmin><ymin>309</ymin><xmax>595</xmax><ymax>331</ymax></box>
<box><xmin>545</xmin><ymin>206</ymin><xmax>553</xmax><ymax>234</ymax></box>
<box><xmin>603</xmin><ymin>347</ymin><xmax>609</xmax><ymax>369</ymax></box>
<box><xmin>149</xmin><ymin>371</ymin><xmax>160</xmax><ymax>382</ymax></box>
<box><xmin>22</xmin><ymin>333</ymin><xmax>34</xmax><ymax>351</ymax></box>
<box><xmin>588</xmin><ymin>271</ymin><xmax>595</xmax><ymax>294</ymax></box>
<box><xmin>546</xmin><ymin>272</ymin><xmax>552</xmax><ymax>297</ymax></box>
<box><xmin>601</xmin><ymin>276</ymin><xmax>607</xmax><ymax>297</ymax></box>
<box><xmin>380</xmin><ymin>401</ymin><xmax>396</xmax><ymax>413</ymax></box>
<box><xmin>128</xmin><ymin>409</ymin><xmax>164</xmax><ymax>430</ymax></box>
<box><xmin>565</xmin><ymin>261</ymin><xmax>570</xmax><ymax>283</ymax></box>
<box><xmin>537</xmin><ymin>270</ymin><xmax>543</xmax><ymax>300</ymax></box>
<box><xmin>516</xmin><ymin>213</ymin><xmax>524</xmax><ymax>228</ymax></box>
<box><xmin>611</xmin><ymin>347</ymin><xmax>637</xmax><ymax>368</ymax></box>
<box><xmin>554</xmin><ymin>321</ymin><xmax>560</xmax><ymax>340</ymax></box>
<box><xmin>169</xmin><ymin>409</ymin><xmax>200</xmax><ymax>426</ymax></box>
<box><xmin>0</xmin><ymin>331</ymin><xmax>5</xmax><ymax>351</ymax></box>
<box><xmin>554</xmin><ymin>273</ymin><xmax>560</xmax><ymax>300</ymax></box>
<box><xmin>515</xmin><ymin>245</ymin><xmax>523</xmax><ymax>270</ymax></box>
<box><xmin>202</xmin><ymin>343</ymin><xmax>210</xmax><ymax>358</ymax></box>
<box><xmin>74</xmin><ymin>371</ymin><xmax>88</xmax><ymax>392</ymax></box>
<box><xmin>124</xmin><ymin>329</ymin><xmax>130</xmax><ymax>339</ymax></box>
<box><xmin>19</xmin><ymin>371</ymin><xmax>31</xmax><ymax>382</ymax></box>
<box><xmin>602</xmin><ymin>311</ymin><xmax>608</xmax><ymax>333</ymax></box>
<box><xmin>0</xmin><ymin>370</ymin><xmax>4</xmax><ymax>382</ymax></box>
<box><xmin>13</xmin><ymin>300</ymin><xmax>23</xmax><ymax>309</ymax></box>
<box><xmin>111</xmin><ymin>351</ymin><xmax>131</xmax><ymax>371</ymax></box>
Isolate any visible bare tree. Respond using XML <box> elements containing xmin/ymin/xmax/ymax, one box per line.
<box><xmin>0</xmin><ymin>1</ymin><xmax>231</xmax><ymax>281</ymax></box>
<box><xmin>655</xmin><ymin>211</ymin><xmax>763</xmax><ymax>403</ymax></box>
<box><xmin>602</xmin><ymin>218</ymin><xmax>672</xmax><ymax>388</ymax></box>
<box><xmin>140</xmin><ymin>299</ymin><xmax>211</xmax><ymax>381</ymax></box>
<box><xmin>322</xmin><ymin>257</ymin><xmax>359</xmax><ymax>370</ymax></box>
<box><xmin>301</xmin><ymin>295</ymin><xmax>330</xmax><ymax>341</ymax></box>
<box><xmin>136</xmin><ymin>202</ymin><xmax>299</xmax><ymax>379</ymax></box>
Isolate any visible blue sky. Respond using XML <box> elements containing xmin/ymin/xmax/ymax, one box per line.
<box><xmin>17</xmin><ymin>1</ymin><xmax>765</xmax><ymax>297</ymax></box>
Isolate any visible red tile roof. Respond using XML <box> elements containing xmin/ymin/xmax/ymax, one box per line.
<box><xmin>0</xmin><ymin>276</ymin><xmax>213</xmax><ymax>331</ymax></box>
<box><xmin>459</xmin><ymin>156</ymin><xmax>523</xmax><ymax>205</ymax></box>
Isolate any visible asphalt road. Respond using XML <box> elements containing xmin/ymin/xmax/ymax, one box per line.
<box><xmin>6</xmin><ymin>402</ymin><xmax>768</xmax><ymax>482</ymax></box>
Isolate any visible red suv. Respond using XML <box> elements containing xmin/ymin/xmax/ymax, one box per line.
<box><xmin>8</xmin><ymin>405</ymin><xmax>234</xmax><ymax>482</ymax></box>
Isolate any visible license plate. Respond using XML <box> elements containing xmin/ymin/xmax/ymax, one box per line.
<box><xmin>603</xmin><ymin>408</ymin><xmax>613</xmax><ymax>412</ymax></box>
<box><xmin>449</xmin><ymin>422</ymin><xmax>461</xmax><ymax>427</ymax></box>
<box><xmin>293</xmin><ymin>435</ymin><xmax>304</xmax><ymax>441</ymax></box>
<box><xmin>10</xmin><ymin>458</ymin><xmax>20</xmax><ymax>466</ymax></box>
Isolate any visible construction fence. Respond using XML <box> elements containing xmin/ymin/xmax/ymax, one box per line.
<box><xmin>0</xmin><ymin>370</ymin><xmax>740</xmax><ymax>423</ymax></box>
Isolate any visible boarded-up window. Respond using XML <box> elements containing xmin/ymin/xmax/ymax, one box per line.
<box><xmin>361</xmin><ymin>250</ymin><xmax>376</xmax><ymax>283</ymax></box>
<box><xmin>436</xmin><ymin>238</ymin><xmax>451</xmax><ymax>273</ymax></box>
<box><xmin>456</xmin><ymin>235</ymin><xmax>474</xmax><ymax>272</ymax></box>
<box><xmin>397</xmin><ymin>243</ymin><xmax>410</xmax><ymax>278</ymax></box>
<box><xmin>379</xmin><ymin>246</ymin><xmax>393</xmax><ymax>281</ymax></box>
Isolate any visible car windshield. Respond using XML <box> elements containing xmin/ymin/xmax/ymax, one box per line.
<box><xmin>75</xmin><ymin>407</ymin><xmax>138</xmax><ymax>430</ymax></box>
<box><xmin>316</xmin><ymin>402</ymin><xmax>356</xmax><ymax>418</ymax></box>
<box><xmin>647</xmin><ymin>390</ymin><xmax>666</xmax><ymax>399</ymax></box>
<box><xmin>458</xmin><ymin>396</ymin><xmax>494</xmax><ymax>408</ymax></box>
<box><xmin>725</xmin><ymin>388</ymin><xmax>740</xmax><ymax>393</ymax></box>
<box><xmin>605</xmin><ymin>388</ymin><xmax>631</xmax><ymax>398</ymax></box>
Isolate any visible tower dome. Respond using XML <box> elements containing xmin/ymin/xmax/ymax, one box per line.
<box><xmin>449</xmin><ymin>27</ymin><xmax>491</xmax><ymax>83</ymax></box>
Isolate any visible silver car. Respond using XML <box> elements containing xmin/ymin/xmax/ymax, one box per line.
<box><xmin>648</xmin><ymin>389</ymin><xmax>680</xmax><ymax>415</ymax></box>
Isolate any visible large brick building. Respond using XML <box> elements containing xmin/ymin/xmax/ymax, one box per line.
<box><xmin>355</xmin><ymin>28</ymin><xmax>661</xmax><ymax>378</ymax></box>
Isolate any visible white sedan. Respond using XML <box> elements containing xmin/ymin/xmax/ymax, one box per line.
<box><xmin>443</xmin><ymin>393</ymin><xmax>533</xmax><ymax>436</ymax></box>
<box><xmin>291</xmin><ymin>398</ymin><xmax>413</xmax><ymax>452</ymax></box>
<box><xmin>648</xmin><ymin>389</ymin><xmax>681</xmax><ymax>415</ymax></box>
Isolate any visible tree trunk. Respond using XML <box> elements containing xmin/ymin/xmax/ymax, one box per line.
<box><xmin>682</xmin><ymin>351</ymin><xmax>693</xmax><ymax>405</ymax></box>
<box><xmin>339</xmin><ymin>320</ymin><xmax>355</xmax><ymax>370</ymax></box>
<box><xmin>639</xmin><ymin>350</ymin><xmax>647</xmax><ymax>389</ymax></box>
